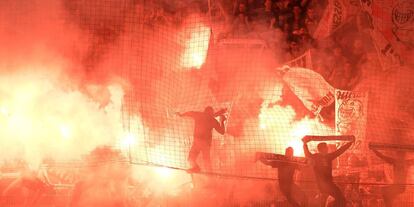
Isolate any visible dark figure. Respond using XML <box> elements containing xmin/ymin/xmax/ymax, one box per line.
<box><xmin>177</xmin><ymin>106</ymin><xmax>226</xmax><ymax>173</ymax></box>
<box><xmin>370</xmin><ymin>148</ymin><xmax>414</xmax><ymax>207</ymax></box>
<box><xmin>303</xmin><ymin>136</ymin><xmax>355</xmax><ymax>207</ymax></box>
<box><xmin>258</xmin><ymin>147</ymin><xmax>307</xmax><ymax>207</ymax></box>
<box><xmin>2</xmin><ymin>169</ymin><xmax>50</xmax><ymax>207</ymax></box>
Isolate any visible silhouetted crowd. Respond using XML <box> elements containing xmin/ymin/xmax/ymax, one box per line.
<box><xmin>143</xmin><ymin>0</ymin><xmax>370</xmax><ymax>91</ymax></box>
<box><xmin>225</xmin><ymin>0</ymin><xmax>368</xmax><ymax>90</ymax></box>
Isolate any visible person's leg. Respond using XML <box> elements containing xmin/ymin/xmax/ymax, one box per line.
<box><xmin>329</xmin><ymin>184</ymin><xmax>346</xmax><ymax>207</ymax></box>
<box><xmin>382</xmin><ymin>185</ymin><xmax>400</xmax><ymax>207</ymax></box>
<box><xmin>281</xmin><ymin>184</ymin><xmax>301</xmax><ymax>207</ymax></box>
<box><xmin>201</xmin><ymin>146</ymin><xmax>212</xmax><ymax>172</ymax></box>
<box><xmin>316</xmin><ymin>182</ymin><xmax>329</xmax><ymax>207</ymax></box>
<box><xmin>188</xmin><ymin>141</ymin><xmax>201</xmax><ymax>170</ymax></box>
<box><xmin>292</xmin><ymin>183</ymin><xmax>308</xmax><ymax>207</ymax></box>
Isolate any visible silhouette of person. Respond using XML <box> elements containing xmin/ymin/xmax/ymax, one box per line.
<box><xmin>258</xmin><ymin>147</ymin><xmax>307</xmax><ymax>207</ymax></box>
<box><xmin>2</xmin><ymin>165</ymin><xmax>50</xmax><ymax>206</ymax></box>
<box><xmin>370</xmin><ymin>147</ymin><xmax>414</xmax><ymax>207</ymax></box>
<box><xmin>177</xmin><ymin>106</ymin><xmax>226</xmax><ymax>173</ymax></box>
<box><xmin>303</xmin><ymin>136</ymin><xmax>355</xmax><ymax>207</ymax></box>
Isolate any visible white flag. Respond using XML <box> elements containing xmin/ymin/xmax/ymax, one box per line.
<box><xmin>280</xmin><ymin>66</ymin><xmax>335</xmax><ymax>115</ymax></box>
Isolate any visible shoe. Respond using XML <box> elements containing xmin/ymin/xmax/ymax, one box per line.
<box><xmin>186</xmin><ymin>166</ymin><xmax>201</xmax><ymax>173</ymax></box>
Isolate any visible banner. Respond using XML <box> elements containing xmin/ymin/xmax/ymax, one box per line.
<box><xmin>255</xmin><ymin>152</ymin><xmax>307</xmax><ymax>164</ymax></box>
<box><xmin>313</xmin><ymin>3</ymin><xmax>331</xmax><ymax>39</ymax></box>
<box><xmin>360</xmin><ymin>0</ymin><xmax>413</xmax><ymax>69</ymax></box>
<box><xmin>304</xmin><ymin>135</ymin><xmax>355</xmax><ymax>141</ymax></box>
<box><xmin>335</xmin><ymin>90</ymin><xmax>368</xmax><ymax>150</ymax></box>
<box><xmin>284</xmin><ymin>50</ymin><xmax>313</xmax><ymax>69</ymax></box>
<box><xmin>313</xmin><ymin>0</ymin><xmax>349</xmax><ymax>39</ymax></box>
<box><xmin>281</xmin><ymin>66</ymin><xmax>335</xmax><ymax>116</ymax></box>
<box><xmin>370</xmin><ymin>29</ymin><xmax>402</xmax><ymax>70</ymax></box>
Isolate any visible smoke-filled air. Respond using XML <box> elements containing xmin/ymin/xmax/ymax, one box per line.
<box><xmin>1</xmin><ymin>0</ymin><xmax>414</xmax><ymax>206</ymax></box>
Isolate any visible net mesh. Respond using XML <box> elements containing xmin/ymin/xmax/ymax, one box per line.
<box><xmin>119</xmin><ymin>0</ymin><xmax>414</xmax><ymax>205</ymax></box>
<box><xmin>116</xmin><ymin>0</ymin><xmax>414</xmax><ymax>179</ymax></box>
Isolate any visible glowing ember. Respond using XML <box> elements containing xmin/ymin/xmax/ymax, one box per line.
<box><xmin>181</xmin><ymin>18</ymin><xmax>211</xmax><ymax>69</ymax></box>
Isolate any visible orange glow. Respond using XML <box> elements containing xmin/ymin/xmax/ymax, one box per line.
<box><xmin>181</xmin><ymin>18</ymin><xmax>210</xmax><ymax>69</ymax></box>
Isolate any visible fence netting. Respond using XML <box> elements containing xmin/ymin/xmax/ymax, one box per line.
<box><xmin>0</xmin><ymin>0</ymin><xmax>413</xmax><ymax>206</ymax></box>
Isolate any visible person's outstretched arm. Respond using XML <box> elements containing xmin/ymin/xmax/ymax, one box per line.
<box><xmin>258</xmin><ymin>159</ymin><xmax>280</xmax><ymax>168</ymax></box>
<box><xmin>329</xmin><ymin>136</ymin><xmax>355</xmax><ymax>159</ymax></box>
<box><xmin>258</xmin><ymin>158</ymin><xmax>271</xmax><ymax>166</ymax></box>
<box><xmin>176</xmin><ymin>111</ymin><xmax>199</xmax><ymax>118</ymax></box>
<box><xmin>371</xmin><ymin>149</ymin><xmax>394</xmax><ymax>164</ymax></box>
<box><xmin>213</xmin><ymin>115</ymin><xmax>226</xmax><ymax>135</ymax></box>
<box><xmin>302</xmin><ymin>137</ymin><xmax>313</xmax><ymax>158</ymax></box>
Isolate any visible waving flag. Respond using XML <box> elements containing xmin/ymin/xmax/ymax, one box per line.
<box><xmin>313</xmin><ymin>0</ymin><xmax>349</xmax><ymax>39</ymax></box>
<box><xmin>360</xmin><ymin>0</ymin><xmax>411</xmax><ymax>70</ymax></box>
<box><xmin>279</xmin><ymin>66</ymin><xmax>335</xmax><ymax>116</ymax></box>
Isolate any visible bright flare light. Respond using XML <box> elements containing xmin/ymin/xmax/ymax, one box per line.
<box><xmin>288</xmin><ymin>120</ymin><xmax>312</xmax><ymax>156</ymax></box>
<box><xmin>120</xmin><ymin>133</ymin><xmax>136</xmax><ymax>150</ymax></box>
<box><xmin>154</xmin><ymin>166</ymin><xmax>173</xmax><ymax>179</ymax></box>
<box><xmin>287</xmin><ymin>139</ymin><xmax>304</xmax><ymax>156</ymax></box>
<box><xmin>258</xmin><ymin>92</ymin><xmax>334</xmax><ymax>156</ymax></box>
<box><xmin>291</xmin><ymin>120</ymin><xmax>311</xmax><ymax>139</ymax></box>
<box><xmin>59</xmin><ymin>125</ymin><xmax>71</xmax><ymax>139</ymax></box>
<box><xmin>0</xmin><ymin>106</ymin><xmax>9</xmax><ymax>116</ymax></box>
<box><xmin>181</xmin><ymin>17</ymin><xmax>210</xmax><ymax>69</ymax></box>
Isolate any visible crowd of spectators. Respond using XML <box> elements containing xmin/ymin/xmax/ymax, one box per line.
<box><xmin>222</xmin><ymin>0</ymin><xmax>320</xmax><ymax>57</ymax></box>
<box><xmin>223</xmin><ymin>0</ymin><xmax>368</xmax><ymax>90</ymax></box>
<box><xmin>142</xmin><ymin>0</ymin><xmax>369</xmax><ymax>89</ymax></box>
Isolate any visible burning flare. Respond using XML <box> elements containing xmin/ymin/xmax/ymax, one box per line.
<box><xmin>258</xmin><ymin>84</ymin><xmax>334</xmax><ymax>156</ymax></box>
<box><xmin>180</xmin><ymin>16</ymin><xmax>211</xmax><ymax>69</ymax></box>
